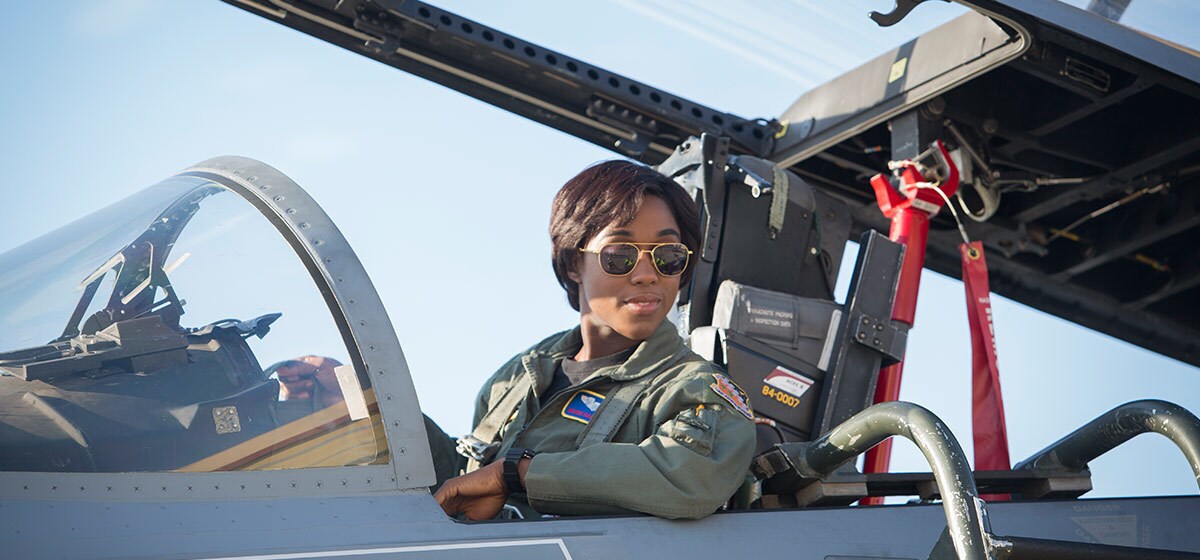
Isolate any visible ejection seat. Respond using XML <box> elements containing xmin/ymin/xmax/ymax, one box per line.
<box><xmin>689</xmin><ymin>243</ymin><xmax>905</xmax><ymax>456</ymax></box>
<box><xmin>658</xmin><ymin>134</ymin><xmax>909</xmax><ymax>508</ymax></box>
<box><xmin>687</xmin><ymin>237</ymin><xmax>907</xmax><ymax>509</ymax></box>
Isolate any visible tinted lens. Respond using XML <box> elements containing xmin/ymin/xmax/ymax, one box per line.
<box><xmin>651</xmin><ymin>244</ymin><xmax>689</xmax><ymax>276</ymax></box>
<box><xmin>598</xmin><ymin>243</ymin><xmax>640</xmax><ymax>275</ymax></box>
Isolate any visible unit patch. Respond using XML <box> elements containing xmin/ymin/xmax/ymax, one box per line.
<box><xmin>710</xmin><ymin>373</ymin><xmax>753</xmax><ymax>419</ymax></box>
<box><xmin>561</xmin><ymin>389</ymin><xmax>606</xmax><ymax>424</ymax></box>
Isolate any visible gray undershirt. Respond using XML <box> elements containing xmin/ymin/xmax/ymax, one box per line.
<box><xmin>540</xmin><ymin>346</ymin><xmax>636</xmax><ymax>404</ymax></box>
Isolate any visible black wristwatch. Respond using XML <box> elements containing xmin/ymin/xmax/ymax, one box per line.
<box><xmin>502</xmin><ymin>447</ymin><xmax>536</xmax><ymax>494</ymax></box>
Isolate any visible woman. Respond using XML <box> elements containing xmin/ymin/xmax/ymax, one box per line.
<box><xmin>431</xmin><ymin>160</ymin><xmax>755</xmax><ymax>520</ymax></box>
<box><xmin>279</xmin><ymin>160</ymin><xmax>755</xmax><ymax>520</ymax></box>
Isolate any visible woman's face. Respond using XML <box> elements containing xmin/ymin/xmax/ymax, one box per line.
<box><xmin>572</xmin><ymin>195</ymin><xmax>683</xmax><ymax>344</ymax></box>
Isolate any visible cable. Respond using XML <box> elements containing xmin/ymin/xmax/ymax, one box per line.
<box><xmin>955</xmin><ymin>180</ymin><xmax>1001</xmax><ymax>222</ymax></box>
<box><xmin>915</xmin><ymin>181</ymin><xmax>973</xmax><ymax>247</ymax></box>
<box><xmin>754</xmin><ymin>416</ymin><xmax>790</xmax><ymax>444</ymax></box>
<box><xmin>1047</xmin><ymin>182</ymin><xmax>1168</xmax><ymax>243</ymax></box>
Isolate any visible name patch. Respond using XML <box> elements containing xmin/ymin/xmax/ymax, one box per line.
<box><xmin>561</xmin><ymin>389</ymin><xmax>606</xmax><ymax>424</ymax></box>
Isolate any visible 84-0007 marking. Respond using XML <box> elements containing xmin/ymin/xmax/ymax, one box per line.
<box><xmin>762</xmin><ymin>385</ymin><xmax>800</xmax><ymax>408</ymax></box>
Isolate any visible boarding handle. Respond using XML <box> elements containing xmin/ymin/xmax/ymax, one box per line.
<box><xmin>754</xmin><ymin>401</ymin><xmax>994</xmax><ymax>560</ymax></box>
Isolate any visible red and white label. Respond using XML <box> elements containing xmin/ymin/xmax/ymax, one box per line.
<box><xmin>763</xmin><ymin>366</ymin><xmax>814</xmax><ymax>399</ymax></box>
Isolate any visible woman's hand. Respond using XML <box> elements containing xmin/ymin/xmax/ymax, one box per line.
<box><xmin>434</xmin><ymin>458</ymin><xmax>531</xmax><ymax>520</ymax></box>
<box><xmin>275</xmin><ymin>355</ymin><xmax>345</xmax><ymax>408</ymax></box>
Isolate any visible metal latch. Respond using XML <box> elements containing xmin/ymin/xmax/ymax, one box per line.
<box><xmin>456</xmin><ymin>435</ymin><xmax>500</xmax><ymax>462</ymax></box>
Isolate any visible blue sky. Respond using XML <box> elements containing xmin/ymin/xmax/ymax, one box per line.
<box><xmin>1</xmin><ymin>1</ymin><xmax>1198</xmax><ymax>499</ymax></box>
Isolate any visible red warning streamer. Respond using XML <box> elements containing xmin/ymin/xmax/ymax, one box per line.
<box><xmin>961</xmin><ymin>241</ymin><xmax>1011</xmax><ymax>501</ymax></box>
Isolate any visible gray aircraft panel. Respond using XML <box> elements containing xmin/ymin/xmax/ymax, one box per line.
<box><xmin>191</xmin><ymin>538</ymin><xmax>624</xmax><ymax>560</ymax></box>
<box><xmin>0</xmin><ymin>464</ymin><xmax>401</xmax><ymax>501</ymax></box>
<box><xmin>772</xmin><ymin>9</ymin><xmax>1029</xmax><ymax>168</ymax></box>
<box><xmin>6</xmin><ymin>490</ymin><xmax>1200</xmax><ymax>558</ymax></box>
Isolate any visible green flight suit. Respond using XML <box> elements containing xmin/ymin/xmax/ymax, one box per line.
<box><xmin>430</xmin><ymin>319</ymin><xmax>756</xmax><ymax>520</ymax></box>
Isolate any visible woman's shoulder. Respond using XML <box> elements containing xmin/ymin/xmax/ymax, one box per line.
<box><xmin>667</xmin><ymin>348</ymin><xmax>725</xmax><ymax>378</ymax></box>
<box><xmin>654</xmin><ymin>352</ymin><xmax>755</xmax><ymax>420</ymax></box>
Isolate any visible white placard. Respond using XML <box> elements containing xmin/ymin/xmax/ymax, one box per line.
<box><xmin>334</xmin><ymin>364</ymin><xmax>370</xmax><ymax>421</ymax></box>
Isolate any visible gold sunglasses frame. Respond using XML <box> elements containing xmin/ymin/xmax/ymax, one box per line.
<box><xmin>578</xmin><ymin>242</ymin><xmax>693</xmax><ymax>277</ymax></box>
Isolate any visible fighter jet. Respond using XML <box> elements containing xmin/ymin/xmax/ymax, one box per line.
<box><xmin>2</xmin><ymin>1</ymin><xmax>1198</xmax><ymax>558</ymax></box>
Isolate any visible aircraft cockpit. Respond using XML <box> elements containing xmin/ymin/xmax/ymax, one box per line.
<box><xmin>0</xmin><ymin>162</ymin><xmax>390</xmax><ymax>473</ymax></box>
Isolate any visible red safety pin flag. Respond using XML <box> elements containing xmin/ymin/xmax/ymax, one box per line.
<box><xmin>961</xmin><ymin>241</ymin><xmax>1012</xmax><ymax>501</ymax></box>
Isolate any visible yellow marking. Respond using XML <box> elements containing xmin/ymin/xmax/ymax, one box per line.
<box><xmin>889</xmin><ymin>58</ymin><xmax>908</xmax><ymax>84</ymax></box>
<box><xmin>762</xmin><ymin>384</ymin><xmax>801</xmax><ymax>408</ymax></box>
<box><xmin>1134</xmin><ymin>253</ymin><xmax>1170</xmax><ymax>272</ymax></box>
<box><xmin>1050</xmin><ymin>228</ymin><xmax>1081</xmax><ymax>242</ymax></box>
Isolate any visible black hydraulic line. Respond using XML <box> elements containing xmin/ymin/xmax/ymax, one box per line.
<box><xmin>1014</xmin><ymin>399</ymin><xmax>1200</xmax><ymax>489</ymax></box>
<box><xmin>992</xmin><ymin>535</ymin><xmax>1198</xmax><ymax>560</ymax></box>
<box><xmin>786</xmin><ymin>401</ymin><xmax>992</xmax><ymax>560</ymax></box>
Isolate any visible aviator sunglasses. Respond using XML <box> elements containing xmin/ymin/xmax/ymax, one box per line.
<box><xmin>579</xmin><ymin>242</ymin><xmax>693</xmax><ymax>277</ymax></box>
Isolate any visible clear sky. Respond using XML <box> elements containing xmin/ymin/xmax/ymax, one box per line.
<box><xmin>1</xmin><ymin>0</ymin><xmax>1198</xmax><ymax>499</ymax></box>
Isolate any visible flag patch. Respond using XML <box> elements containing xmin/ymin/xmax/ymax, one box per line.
<box><xmin>710</xmin><ymin>373</ymin><xmax>753</xmax><ymax>419</ymax></box>
<box><xmin>561</xmin><ymin>389</ymin><xmax>606</xmax><ymax>424</ymax></box>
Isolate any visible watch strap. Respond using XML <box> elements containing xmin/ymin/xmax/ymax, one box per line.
<box><xmin>502</xmin><ymin>447</ymin><xmax>534</xmax><ymax>494</ymax></box>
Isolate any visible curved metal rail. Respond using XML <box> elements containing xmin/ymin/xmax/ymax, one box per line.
<box><xmin>766</xmin><ymin>401</ymin><xmax>993</xmax><ymax>560</ymax></box>
<box><xmin>757</xmin><ymin>399</ymin><xmax>1200</xmax><ymax>560</ymax></box>
<box><xmin>1015</xmin><ymin>399</ymin><xmax>1200</xmax><ymax>488</ymax></box>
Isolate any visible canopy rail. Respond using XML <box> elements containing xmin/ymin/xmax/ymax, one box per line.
<box><xmin>1014</xmin><ymin>399</ymin><xmax>1200</xmax><ymax>489</ymax></box>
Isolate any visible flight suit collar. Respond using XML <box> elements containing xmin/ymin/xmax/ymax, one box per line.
<box><xmin>525</xmin><ymin>319</ymin><xmax>686</xmax><ymax>388</ymax></box>
<box><xmin>608</xmin><ymin>320</ymin><xmax>686</xmax><ymax>381</ymax></box>
<box><xmin>523</xmin><ymin>326</ymin><xmax>583</xmax><ymax>396</ymax></box>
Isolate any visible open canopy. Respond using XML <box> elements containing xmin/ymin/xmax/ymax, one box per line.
<box><xmin>223</xmin><ymin>0</ymin><xmax>1200</xmax><ymax>368</ymax></box>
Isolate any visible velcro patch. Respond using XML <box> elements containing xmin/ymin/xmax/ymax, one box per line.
<box><xmin>561</xmin><ymin>389</ymin><xmax>606</xmax><ymax>424</ymax></box>
<box><xmin>710</xmin><ymin>373</ymin><xmax>753</xmax><ymax>419</ymax></box>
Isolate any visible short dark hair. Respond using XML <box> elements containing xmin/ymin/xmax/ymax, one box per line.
<box><xmin>550</xmin><ymin>160</ymin><xmax>702</xmax><ymax>311</ymax></box>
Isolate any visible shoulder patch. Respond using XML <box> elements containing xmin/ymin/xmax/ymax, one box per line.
<box><xmin>561</xmin><ymin>389</ymin><xmax>606</xmax><ymax>424</ymax></box>
<box><xmin>709</xmin><ymin>373</ymin><xmax>753</xmax><ymax>419</ymax></box>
